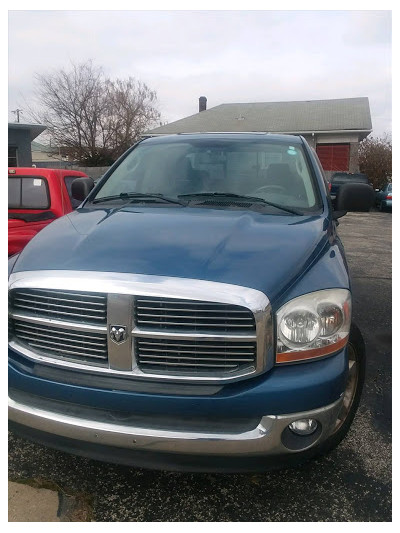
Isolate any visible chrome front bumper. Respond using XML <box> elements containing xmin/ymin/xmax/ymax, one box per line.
<box><xmin>8</xmin><ymin>393</ymin><xmax>343</xmax><ymax>458</ymax></box>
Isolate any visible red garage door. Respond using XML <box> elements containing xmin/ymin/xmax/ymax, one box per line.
<box><xmin>316</xmin><ymin>144</ymin><xmax>350</xmax><ymax>171</ymax></box>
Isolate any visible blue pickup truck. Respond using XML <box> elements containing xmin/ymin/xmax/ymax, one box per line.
<box><xmin>8</xmin><ymin>133</ymin><xmax>374</xmax><ymax>472</ymax></box>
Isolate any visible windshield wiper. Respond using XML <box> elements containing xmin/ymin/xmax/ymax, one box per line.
<box><xmin>92</xmin><ymin>192</ymin><xmax>186</xmax><ymax>206</ymax></box>
<box><xmin>177</xmin><ymin>192</ymin><xmax>303</xmax><ymax>215</ymax></box>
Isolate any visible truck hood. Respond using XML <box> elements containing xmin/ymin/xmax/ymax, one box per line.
<box><xmin>13</xmin><ymin>206</ymin><xmax>329</xmax><ymax>299</ymax></box>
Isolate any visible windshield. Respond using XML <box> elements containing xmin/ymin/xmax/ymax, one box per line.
<box><xmin>93</xmin><ymin>138</ymin><xmax>322</xmax><ymax>212</ymax></box>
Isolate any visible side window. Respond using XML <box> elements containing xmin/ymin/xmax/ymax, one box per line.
<box><xmin>8</xmin><ymin>177</ymin><xmax>50</xmax><ymax>209</ymax></box>
<box><xmin>64</xmin><ymin>176</ymin><xmax>82</xmax><ymax>208</ymax></box>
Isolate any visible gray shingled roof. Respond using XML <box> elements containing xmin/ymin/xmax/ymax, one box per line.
<box><xmin>147</xmin><ymin>97</ymin><xmax>372</xmax><ymax>135</ymax></box>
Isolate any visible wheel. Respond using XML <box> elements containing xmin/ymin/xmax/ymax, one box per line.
<box><xmin>317</xmin><ymin>323</ymin><xmax>366</xmax><ymax>454</ymax></box>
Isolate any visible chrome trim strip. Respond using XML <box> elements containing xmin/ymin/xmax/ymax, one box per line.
<box><xmin>9</xmin><ymin>270</ymin><xmax>272</xmax><ymax>384</ymax></box>
<box><xmin>8</xmin><ymin>394</ymin><xmax>343</xmax><ymax>456</ymax></box>
<box><xmin>131</xmin><ymin>327</ymin><xmax>257</xmax><ymax>342</ymax></box>
<box><xmin>9</xmin><ymin>312</ymin><xmax>107</xmax><ymax>334</ymax></box>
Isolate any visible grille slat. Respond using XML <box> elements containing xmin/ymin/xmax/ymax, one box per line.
<box><xmin>15</xmin><ymin>289</ymin><xmax>105</xmax><ymax>300</ymax></box>
<box><xmin>139</xmin><ymin>347</ymin><xmax>254</xmax><ymax>356</ymax></box>
<box><xmin>139</xmin><ymin>360</ymin><xmax>239</xmax><ymax>369</ymax></box>
<box><xmin>135</xmin><ymin>296</ymin><xmax>255</xmax><ymax>333</ymax></box>
<box><xmin>140</xmin><ymin>355</ymin><xmax>254</xmax><ymax>362</ymax></box>
<box><xmin>14</xmin><ymin>297</ymin><xmax>106</xmax><ymax>314</ymax></box>
<box><xmin>11</xmin><ymin>288</ymin><xmax>107</xmax><ymax>324</ymax></box>
<box><xmin>25</xmin><ymin>342</ymin><xmax>107</xmax><ymax>360</ymax></box>
<box><xmin>136</xmin><ymin>337</ymin><xmax>256</xmax><ymax>374</ymax></box>
<box><xmin>12</xmin><ymin>303</ymin><xmax>106</xmax><ymax>321</ymax></box>
<box><xmin>137</xmin><ymin>313</ymin><xmax>253</xmax><ymax>321</ymax></box>
<box><xmin>15</xmin><ymin>292</ymin><xmax>106</xmax><ymax>307</ymax></box>
<box><xmin>137</xmin><ymin>299</ymin><xmax>243</xmax><ymax>306</ymax></box>
<box><xmin>136</xmin><ymin>320</ymin><xmax>252</xmax><ymax>328</ymax></box>
<box><xmin>13</xmin><ymin>322</ymin><xmax>106</xmax><ymax>342</ymax></box>
<box><xmin>138</xmin><ymin>341</ymin><xmax>254</xmax><ymax>349</ymax></box>
<box><xmin>16</xmin><ymin>334</ymin><xmax>107</xmax><ymax>354</ymax></box>
<box><xmin>137</xmin><ymin>306</ymin><xmax>250</xmax><ymax>314</ymax></box>
<box><xmin>14</xmin><ymin>328</ymin><xmax>107</xmax><ymax>350</ymax></box>
<box><xmin>11</xmin><ymin>319</ymin><xmax>108</xmax><ymax>363</ymax></box>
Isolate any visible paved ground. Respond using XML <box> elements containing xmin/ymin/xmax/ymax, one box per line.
<box><xmin>8</xmin><ymin>211</ymin><xmax>392</xmax><ymax>522</ymax></box>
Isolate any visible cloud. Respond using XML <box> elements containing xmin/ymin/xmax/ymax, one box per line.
<box><xmin>8</xmin><ymin>10</ymin><xmax>392</xmax><ymax>135</ymax></box>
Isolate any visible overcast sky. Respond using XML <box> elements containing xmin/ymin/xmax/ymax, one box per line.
<box><xmin>8</xmin><ymin>10</ymin><xmax>392</xmax><ymax>136</ymax></box>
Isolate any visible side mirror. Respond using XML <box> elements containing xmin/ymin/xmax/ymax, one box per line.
<box><xmin>71</xmin><ymin>177</ymin><xmax>95</xmax><ymax>202</ymax></box>
<box><xmin>333</xmin><ymin>183</ymin><xmax>375</xmax><ymax>218</ymax></box>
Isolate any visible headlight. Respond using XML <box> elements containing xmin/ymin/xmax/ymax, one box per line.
<box><xmin>276</xmin><ymin>289</ymin><xmax>351</xmax><ymax>363</ymax></box>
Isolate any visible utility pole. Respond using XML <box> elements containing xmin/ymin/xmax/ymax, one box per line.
<box><xmin>11</xmin><ymin>109</ymin><xmax>23</xmax><ymax>123</ymax></box>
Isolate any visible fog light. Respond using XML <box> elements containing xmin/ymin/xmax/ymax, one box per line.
<box><xmin>288</xmin><ymin>418</ymin><xmax>318</xmax><ymax>436</ymax></box>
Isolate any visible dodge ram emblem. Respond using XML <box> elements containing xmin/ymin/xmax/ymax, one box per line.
<box><xmin>109</xmin><ymin>325</ymin><xmax>128</xmax><ymax>344</ymax></box>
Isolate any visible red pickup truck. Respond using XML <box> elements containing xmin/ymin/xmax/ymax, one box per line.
<box><xmin>8</xmin><ymin>167</ymin><xmax>89</xmax><ymax>256</ymax></box>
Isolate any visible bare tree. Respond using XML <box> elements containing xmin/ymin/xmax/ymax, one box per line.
<box><xmin>358</xmin><ymin>133</ymin><xmax>392</xmax><ymax>189</ymax></box>
<box><xmin>29</xmin><ymin>61</ymin><xmax>160</xmax><ymax>165</ymax></box>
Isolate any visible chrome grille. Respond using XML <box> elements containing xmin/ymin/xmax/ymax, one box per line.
<box><xmin>11</xmin><ymin>319</ymin><xmax>108</xmax><ymax>364</ymax></box>
<box><xmin>136</xmin><ymin>338</ymin><xmax>257</xmax><ymax>374</ymax></box>
<box><xmin>135</xmin><ymin>297</ymin><xmax>255</xmax><ymax>332</ymax></box>
<box><xmin>11</xmin><ymin>288</ymin><xmax>107</xmax><ymax>324</ymax></box>
<box><xmin>9</xmin><ymin>271</ymin><xmax>271</xmax><ymax>383</ymax></box>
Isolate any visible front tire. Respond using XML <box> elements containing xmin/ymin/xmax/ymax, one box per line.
<box><xmin>317</xmin><ymin>323</ymin><xmax>366</xmax><ymax>454</ymax></box>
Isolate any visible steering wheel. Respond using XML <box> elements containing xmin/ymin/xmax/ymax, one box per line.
<box><xmin>252</xmin><ymin>185</ymin><xmax>287</xmax><ymax>195</ymax></box>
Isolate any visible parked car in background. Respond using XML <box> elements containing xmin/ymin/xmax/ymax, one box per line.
<box><xmin>329</xmin><ymin>172</ymin><xmax>372</xmax><ymax>211</ymax></box>
<box><xmin>375</xmin><ymin>182</ymin><xmax>392</xmax><ymax>212</ymax></box>
<box><xmin>8</xmin><ymin>167</ymin><xmax>90</xmax><ymax>256</ymax></box>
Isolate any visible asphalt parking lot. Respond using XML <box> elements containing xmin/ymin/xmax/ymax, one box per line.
<box><xmin>8</xmin><ymin>211</ymin><xmax>392</xmax><ymax>522</ymax></box>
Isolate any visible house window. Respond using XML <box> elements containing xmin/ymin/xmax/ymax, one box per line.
<box><xmin>8</xmin><ymin>146</ymin><xmax>18</xmax><ymax>167</ymax></box>
<box><xmin>316</xmin><ymin>144</ymin><xmax>350</xmax><ymax>171</ymax></box>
